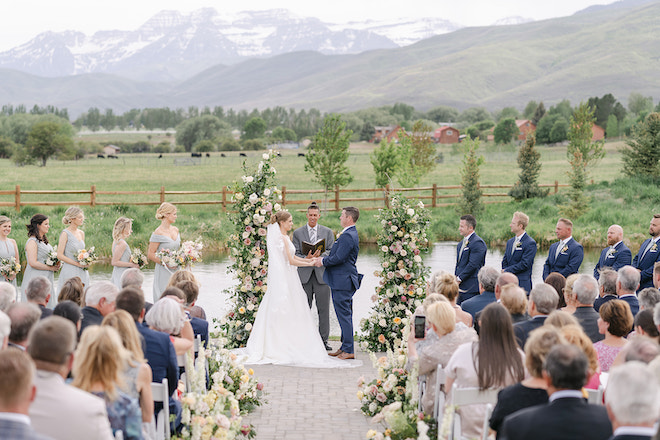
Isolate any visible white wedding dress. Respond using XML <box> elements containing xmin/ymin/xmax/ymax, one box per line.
<box><xmin>235</xmin><ymin>223</ymin><xmax>359</xmax><ymax>368</ymax></box>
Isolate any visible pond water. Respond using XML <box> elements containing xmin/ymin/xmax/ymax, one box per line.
<box><xmin>49</xmin><ymin>242</ymin><xmax>603</xmax><ymax>336</ymax></box>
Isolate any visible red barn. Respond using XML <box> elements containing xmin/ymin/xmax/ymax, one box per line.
<box><xmin>433</xmin><ymin>126</ymin><xmax>460</xmax><ymax>144</ymax></box>
<box><xmin>370</xmin><ymin>125</ymin><xmax>403</xmax><ymax>143</ymax></box>
<box><xmin>515</xmin><ymin>120</ymin><xmax>536</xmax><ymax>141</ymax></box>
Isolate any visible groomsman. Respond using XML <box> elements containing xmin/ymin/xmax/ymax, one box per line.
<box><xmin>292</xmin><ymin>202</ymin><xmax>334</xmax><ymax>350</ymax></box>
<box><xmin>543</xmin><ymin>218</ymin><xmax>583</xmax><ymax>280</ymax></box>
<box><xmin>632</xmin><ymin>214</ymin><xmax>660</xmax><ymax>291</ymax></box>
<box><xmin>455</xmin><ymin>214</ymin><xmax>487</xmax><ymax>305</ymax></box>
<box><xmin>593</xmin><ymin>225</ymin><xmax>631</xmax><ymax>280</ymax></box>
<box><xmin>502</xmin><ymin>211</ymin><xmax>537</xmax><ymax>294</ymax></box>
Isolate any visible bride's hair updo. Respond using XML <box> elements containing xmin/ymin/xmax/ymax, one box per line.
<box><xmin>156</xmin><ymin>202</ymin><xmax>177</xmax><ymax>220</ymax></box>
<box><xmin>62</xmin><ymin>207</ymin><xmax>83</xmax><ymax>225</ymax></box>
<box><xmin>428</xmin><ymin>270</ymin><xmax>460</xmax><ymax>302</ymax></box>
<box><xmin>267</xmin><ymin>211</ymin><xmax>291</xmax><ymax>225</ymax></box>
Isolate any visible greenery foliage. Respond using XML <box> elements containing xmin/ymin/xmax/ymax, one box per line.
<box><xmin>493</xmin><ymin>117</ymin><xmax>518</xmax><ymax>144</ymax></box>
<box><xmin>304</xmin><ymin>114</ymin><xmax>353</xmax><ymax>195</ymax></box>
<box><xmin>370</xmin><ymin>139</ymin><xmax>399</xmax><ymax>188</ymax></box>
<box><xmin>457</xmin><ymin>138</ymin><xmax>484</xmax><ymax>216</ymax></box>
<box><xmin>621</xmin><ymin>112</ymin><xmax>660</xmax><ymax>178</ymax></box>
<box><xmin>509</xmin><ymin>132</ymin><xmax>549</xmax><ymax>201</ymax></box>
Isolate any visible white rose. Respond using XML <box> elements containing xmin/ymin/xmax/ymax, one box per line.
<box><xmin>400</xmin><ymin>250</ymin><xmax>407</xmax><ymax>257</ymax></box>
<box><xmin>249</xmin><ymin>193</ymin><xmax>258</xmax><ymax>204</ymax></box>
<box><xmin>397</xmin><ymin>231</ymin><xmax>403</xmax><ymax>237</ymax></box>
<box><xmin>242</xmin><ymin>231</ymin><xmax>250</xmax><ymax>239</ymax></box>
<box><xmin>274</xmin><ymin>203</ymin><xmax>281</xmax><ymax>211</ymax></box>
<box><xmin>245</xmin><ymin>323</ymin><xmax>253</xmax><ymax>331</ymax></box>
<box><xmin>234</xmin><ymin>193</ymin><xmax>244</xmax><ymax>200</ymax></box>
<box><xmin>390</xmin><ymin>225</ymin><xmax>397</xmax><ymax>232</ymax></box>
<box><xmin>247</xmin><ymin>303</ymin><xmax>255</xmax><ymax>311</ymax></box>
<box><xmin>246</xmin><ymin>176</ymin><xmax>254</xmax><ymax>183</ymax></box>
<box><xmin>272</xmin><ymin>168</ymin><xmax>277</xmax><ymax>174</ymax></box>
<box><xmin>414</xmin><ymin>255</ymin><xmax>422</xmax><ymax>263</ymax></box>
<box><xmin>250</xmin><ymin>258</ymin><xmax>260</xmax><ymax>267</ymax></box>
<box><xmin>407</xmin><ymin>208</ymin><xmax>415</xmax><ymax>216</ymax></box>
<box><xmin>381</xmin><ymin>246</ymin><xmax>388</xmax><ymax>252</ymax></box>
<box><xmin>264</xmin><ymin>188</ymin><xmax>271</xmax><ymax>196</ymax></box>
<box><xmin>263</xmin><ymin>153</ymin><xmax>269</xmax><ymax>159</ymax></box>
<box><xmin>379</xmin><ymin>318</ymin><xmax>387</xmax><ymax>326</ymax></box>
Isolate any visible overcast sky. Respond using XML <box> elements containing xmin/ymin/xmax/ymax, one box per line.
<box><xmin>0</xmin><ymin>0</ymin><xmax>618</xmax><ymax>51</ymax></box>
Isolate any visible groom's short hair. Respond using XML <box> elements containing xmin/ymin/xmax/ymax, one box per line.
<box><xmin>343</xmin><ymin>206</ymin><xmax>359</xmax><ymax>222</ymax></box>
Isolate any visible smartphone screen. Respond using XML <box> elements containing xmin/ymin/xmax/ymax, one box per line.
<box><xmin>414</xmin><ymin>315</ymin><xmax>426</xmax><ymax>339</ymax></box>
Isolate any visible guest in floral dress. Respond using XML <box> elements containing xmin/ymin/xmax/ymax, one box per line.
<box><xmin>593</xmin><ymin>299</ymin><xmax>633</xmax><ymax>372</ymax></box>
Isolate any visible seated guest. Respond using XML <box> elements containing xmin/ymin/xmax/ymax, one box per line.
<box><xmin>80</xmin><ymin>281</ymin><xmax>118</xmax><ymax>335</ymax></box>
<box><xmin>634</xmin><ymin>310</ymin><xmax>660</xmax><ymax>343</ymax></box>
<box><xmin>0</xmin><ymin>349</ymin><xmax>52</xmax><ymax>440</ymax></box>
<box><xmin>569</xmin><ymin>274</ymin><xmax>604</xmax><ymax>343</ymax></box>
<box><xmin>428</xmin><ymin>271</ymin><xmax>472</xmax><ymax>327</ymax></box>
<box><xmin>544</xmin><ymin>272</ymin><xmax>566</xmax><ymax>308</ymax></box>
<box><xmin>25</xmin><ymin>277</ymin><xmax>53</xmax><ymax>319</ymax></box>
<box><xmin>560</xmin><ymin>324</ymin><xmax>602</xmax><ymax>390</ymax></box>
<box><xmin>102</xmin><ymin>311</ymin><xmax>154</xmax><ymax>435</ymax></box>
<box><xmin>0</xmin><ymin>281</ymin><xmax>16</xmax><ymax>311</ymax></box>
<box><xmin>461</xmin><ymin>266</ymin><xmax>498</xmax><ymax>320</ymax></box>
<box><xmin>616</xmin><ymin>266</ymin><xmax>641</xmax><ymax>316</ymax></box>
<box><xmin>594</xmin><ymin>299</ymin><xmax>634</xmax><ymax>372</ymax></box>
<box><xmin>146</xmin><ymin>295</ymin><xmax>194</xmax><ymax>356</ymax></box>
<box><xmin>0</xmin><ymin>310</ymin><xmax>9</xmax><ymax>349</ymax></box>
<box><xmin>544</xmin><ymin>310</ymin><xmax>580</xmax><ymax>328</ymax></box>
<box><xmin>474</xmin><ymin>272</ymin><xmax>519</xmax><ymax>334</ymax></box>
<box><xmin>513</xmin><ymin>283</ymin><xmax>559</xmax><ymax>348</ymax></box>
<box><xmin>72</xmin><ymin>326</ymin><xmax>142</xmax><ymax>440</ymax></box>
<box><xmin>53</xmin><ymin>300</ymin><xmax>82</xmax><ymax>334</ymax></box>
<box><xmin>501</xmin><ymin>344</ymin><xmax>612</xmax><ymax>440</ymax></box>
<box><xmin>499</xmin><ymin>284</ymin><xmax>529</xmax><ymax>325</ymax></box>
<box><xmin>167</xmin><ymin>270</ymin><xmax>206</xmax><ymax>319</ymax></box>
<box><xmin>490</xmin><ymin>326</ymin><xmax>565</xmax><ymax>437</ymax></box>
<box><xmin>57</xmin><ymin>276</ymin><xmax>84</xmax><ymax>306</ymax></box>
<box><xmin>175</xmin><ymin>280</ymin><xmax>209</xmax><ymax>348</ymax></box>
<box><xmin>27</xmin><ymin>317</ymin><xmax>113</xmax><ymax>440</ymax></box>
<box><xmin>120</xmin><ymin>269</ymin><xmax>152</xmax><ymax>313</ymax></box>
<box><xmin>595</xmin><ymin>268</ymin><xmax>619</xmax><ymax>312</ymax></box>
<box><xmin>561</xmin><ymin>273</ymin><xmax>579</xmax><ymax>314</ymax></box>
<box><xmin>445</xmin><ymin>303</ymin><xmax>525</xmax><ymax>440</ymax></box>
<box><xmin>639</xmin><ymin>287</ymin><xmax>660</xmax><ymax>311</ymax></box>
<box><xmin>620</xmin><ymin>336</ymin><xmax>659</xmax><ymax>364</ymax></box>
<box><xmin>116</xmin><ymin>288</ymin><xmax>179</xmax><ymax>426</ymax></box>
<box><xmin>605</xmin><ymin>362</ymin><xmax>660</xmax><ymax>440</ymax></box>
<box><xmin>408</xmin><ymin>301</ymin><xmax>477</xmax><ymax>415</ymax></box>
<box><xmin>6</xmin><ymin>303</ymin><xmax>41</xmax><ymax>350</ymax></box>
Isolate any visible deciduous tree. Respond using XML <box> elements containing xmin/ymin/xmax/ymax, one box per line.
<box><xmin>305</xmin><ymin>114</ymin><xmax>353</xmax><ymax>197</ymax></box>
<box><xmin>25</xmin><ymin>120</ymin><xmax>74</xmax><ymax>166</ymax></box>
<box><xmin>395</xmin><ymin>121</ymin><xmax>436</xmax><ymax>187</ymax></box>
<box><xmin>493</xmin><ymin>118</ymin><xmax>518</xmax><ymax>144</ymax></box>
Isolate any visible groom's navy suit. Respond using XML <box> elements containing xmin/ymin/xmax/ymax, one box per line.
<box><xmin>593</xmin><ymin>241</ymin><xmax>631</xmax><ymax>280</ymax></box>
<box><xmin>323</xmin><ymin>225</ymin><xmax>362</xmax><ymax>354</ymax></box>
<box><xmin>454</xmin><ymin>233</ymin><xmax>487</xmax><ymax>304</ymax></box>
<box><xmin>502</xmin><ymin>232</ymin><xmax>537</xmax><ymax>294</ymax></box>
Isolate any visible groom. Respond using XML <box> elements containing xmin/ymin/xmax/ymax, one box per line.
<box><xmin>315</xmin><ymin>206</ymin><xmax>363</xmax><ymax>360</ymax></box>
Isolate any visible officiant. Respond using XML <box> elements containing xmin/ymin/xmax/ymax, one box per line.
<box><xmin>292</xmin><ymin>202</ymin><xmax>334</xmax><ymax>351</ymax></box>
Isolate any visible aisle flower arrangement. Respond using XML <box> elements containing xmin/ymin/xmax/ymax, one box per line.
<box><xmin>219</xmin><ymin>150</ymin><xmax>281</xmax><ymax>348</ymax></box>
<box><xmin>359</xmin><ymin>194</ymin><xmax>431</xmax><ymax>352</ymax></box>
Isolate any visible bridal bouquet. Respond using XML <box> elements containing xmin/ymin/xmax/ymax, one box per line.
<box><xmin>130</xmin><ymin>248</ymin><xmax>148</xmax><ymax>268</ymax></box>
<box><xmin>0</xmin><ymin>257</ymin><xmax>21</xmax><ymax>278</ymax></box>
<box><xmin>44</xmin><ymin>246</ymin><xmax>58</xmax><ymax>267</ymax></box>
<box><xmin>76</xmin><ymin>247</ymin><xmax>98</xmax><ymax>269</ymax></box>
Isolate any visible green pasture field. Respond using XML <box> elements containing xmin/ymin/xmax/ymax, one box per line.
<box><xmin>1</xmin><ymin>136</ymin><xmax>657</xmax><ymax>260</ymax></box>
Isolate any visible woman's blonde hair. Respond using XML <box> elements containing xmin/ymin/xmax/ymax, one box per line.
<box><xmin>544</xmin><ymin>310</ymin><xmax>580</xmax><ymax>328</ymax></box>
<box><xmin>524</xmin><ymin>326</ymin><xmax>566</xmax><ymax>378</ymax></box>
<box><xmin>155</xmin><ymin>202</ymin><xmax>177</xmax><ymax>220</ymax></box>
<box><xmin>500</xmin><ymin>284</ymin><xmax>528</xmax><ymax>315</ymax></box>
<box><xmin>267</xmin><ymin>210</ymin><xmax>291</xmax><ymax>225</ymax></box>
<box><xmin>167</xmin><ymin>269</ymin><xmax>200</xmax><ymax>288</ymax></box>
<box><xmin>72</xmin><ymin>326</ymin><xmax>126</xmax><ymax>401</ymax></box>
<box><xmin>422</xmin><ymin>293</ymin><xmax>448</xmax><ymax>312</ymax></box>
<box><xmin>112</xmin><ymin>217</ymin><xmax>133</xmax><ymax>241</ymax></box>
<box><xmin>426</xmin><ymin>301</ymin><xmax>456</xmax><ymax>336</ymax></box>
<box><xmin>57</xmin><ymin>276</ymin><xmax>84</xmax><ymax>305</ymax></box>
<box><xmin>0</xmin><ymin>215</ymin><xmax>10</xmax><ymax>227</ymax></box>
<box><xmin>428</xmin><ymin>271</ymin><xmax>459</xmax><ymax>302</ymax></box>
<box><xmin>62</xmin><ymin>207</ymin><xmax>83</xmax><ymax>225</ymax></box>
<box><xmin>560</xmin><ymin>324</ymin><xmax>599</xmax><ymax>375</ymax></box>
<box><xmin>101</xmin><ymin>310</ymin><xmax>145</xmax><ymax>365</ymax></box>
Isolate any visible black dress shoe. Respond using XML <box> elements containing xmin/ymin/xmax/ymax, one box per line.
<box><xmin>324</xmin><ymin>343</ymin><xmax>332</xmax><ymax>351</ymax></box>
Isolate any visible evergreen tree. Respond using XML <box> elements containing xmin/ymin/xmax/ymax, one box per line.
<box><xmin>531</xmin><ymin>102</ymin><xmax>546</xmax><ymax>125</ymax></box>
<box><xmin>509</xmin><ymin>132</ymin><xmax>549</xmax><ymax>201</ymax></box>
<box><xmin>606</xmin><ymin>114</ymin><xmax>619</xmax><ymax>138</ymax></box>
<box><xmin>621</xmin><ymin>112</ymin><xmax>660</xmax><ymax>178</ymax></box>
<box><xmin>457</xmin><ymin>138</ymin><xmax>484</xmax><ymax>216</ymax></box>
<box><xmin>370</xmin><ymin>139</ymin><xmax>399</xmax><ymax>188</ymax></box>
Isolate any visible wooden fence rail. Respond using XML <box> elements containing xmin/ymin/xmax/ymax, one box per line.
<box><xmin>0</xmin><ymin>182</ymin><xmax>568</xmax><ymax>212</ymax></box>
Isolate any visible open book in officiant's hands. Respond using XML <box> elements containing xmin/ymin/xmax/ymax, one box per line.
<box><xmin>302</xmin><ymin>238</ymin><xmax>325</xmax><ymax>256</ymax></box>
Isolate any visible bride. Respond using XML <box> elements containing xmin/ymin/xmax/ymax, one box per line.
<box><xmin>236</xmin><ymin>211</ymin><xmax>357</xmax><ymax>367</ymax></box>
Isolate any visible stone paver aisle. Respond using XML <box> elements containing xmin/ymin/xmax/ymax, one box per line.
<box><xmin>242</xmin><ymin>347</ymin><xmax>377</xmax><ymax>440</ymax></box>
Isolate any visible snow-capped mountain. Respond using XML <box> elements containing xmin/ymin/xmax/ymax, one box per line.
<box><xmin>0</xmin><ymin>8</ymin><xmax>462</xmax><ymax>82</ymax></box>
<box><xmin>491</xmin><ymin>16</ymin><xmax>534</xmax><ymax>26</ymax></box>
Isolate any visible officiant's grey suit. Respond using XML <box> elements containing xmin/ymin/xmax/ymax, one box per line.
<box><xmin>292</xmin><ymin>223</ymin><xmax>335</xmax><ymax>345</ymax></box>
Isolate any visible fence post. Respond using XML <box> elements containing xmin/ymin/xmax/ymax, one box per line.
<box><xmin>160</xmin><ymin>186</ymin><xmax>165</xmax><ymax>203</ymax></box>
<box><xmin>281</xmin><ymin>186</ymin><xmax>286</xmax><ymax>208</ymax></box>
<box><xmin>14</xmin><ymin>185</ymin><xmax>20</xmax><ymax>212</ymax></box>
<box><xmin>90</xmin><ymin>185</ymin><xmax>96</xmax><ymax>207</ymax></box>
<box><xmin>334</xmin><ymin>186</ymin><xmax>339</xmax><ymax>211</ymax></box>
<box><xmin>554</xmin><ymin>180</ymin><xmax>558</xmax><ymax>194</ymax></box>
<box><xmin>221</xmin><ymin>186</ymin><xmax>227</xmax><ymax>212</ymax></box>
<box><xmin>432</xmin><ymin>183</ymin><xmax>437</xmax><ymax>208</ymax></box>
<box><xmin>385</xmin><ymin>184</ymin><xmax>390</xmax><ymax>208</ymax></box>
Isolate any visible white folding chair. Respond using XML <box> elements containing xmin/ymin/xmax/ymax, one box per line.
<box><xmin>151</xmin><ymin>378</ymin><xmax>170</xmax><ymax>440</ymax></box>
<box><xmin>114</xmin><ymin>430</ymin><xmax>124</xmax><ymax>440</ymax></box>
<box><xmin>433</xmin><ymin>367</ymin><xmax>446</xmax><ymax>420</ymax></box>
<box><xmin>586</xmin><ymin>386</ymin><xmax>604</xmax><ymax>405</ymax></box>
<box><xmin>449</xmin><ymin>383</ymin><xmax>500</xmax><ymax>440</ymax></box>
<box><xmin>178</xmin><ymin>353</ymin><xmax>191</xmax><ymax>392</ymax></box>
<box><xmin>418</xmin><ymin>376</ymin><xmax>427</xmax><ymax>412</ymax></box>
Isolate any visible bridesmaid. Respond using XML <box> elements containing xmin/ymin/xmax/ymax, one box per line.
<box><xmin>0</xmin><ymin>216</ymin><xmax>20</xmax><ymax>292</ymax></box>
<box><xmin>148</xmin><ymin>203</ymin><xmax>180</xmax><ymax>303</ymax></box>
<box><xmin>21</xmin><ymin>214</ymin><xmax>59</xmax><ymax>304</ymax></box>
<box><xmin>110</xmin><ymin>217</ymin><xmax>139</xmax><ymax>289</ymax></box>
<box><xmin>57</xmin><ymin>207</ymin><xmax>90</xmax><ymax>292</ymax></box>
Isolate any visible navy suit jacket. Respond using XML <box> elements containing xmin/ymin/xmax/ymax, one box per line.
<box><xmin>322</xmin><ymin>225</ymin><xmax>362</xmax><ymax>293</ymax></box>
<box><xmin>573</xmin><ymin>306</ymin><xmax>604</xmax><ymax>343</ymax></box>
<box><xmin>501</xmin><ymin>396</ymin><xmax>612</xmax><ymax>440</ymax></box>
<box><xmin>619</xmin><ymin>295</ymin><xmax>640</xmax><ymax>317</ymax></box>
<box><xmin>136</xmin><ymin>321</ymin><xmax>178</xmax><ymax>398</ymax></box>
<box><xmin>502</xmin><ymin>232</ymin><xmax>537</xmax><ymax>293</ymax></box>
<box><xmin>632</xmin><ymin>238</ymin><xmax>660</xmax><ymax>290</ymax></box>
<box><xmin>0</xmin><ymin>418</ymin><xmax>53</xmax><ymax>440</ymax></box>
<box><xmin>594</xmin><ymin>242</ymin><xmax>632</xmax><ymax>279</ymax></box>
<box><xmin>461</xmin><ymin>291</ymin><xmax>496</xmax><ymax>319</ymax></box>
<box><xmin>608</xmin><ymin>434</ymin><xmax>653</xmax><ymax>440</ymax></box>
<box><xmin>594</xmin><ymin>294</ymin><xmax>617</xmax><ymax>312</ymax></box>
<box><xmin>190</xmin><ymin>317</ymin><xmax>209</xmax><ymax>348</ymax></box>
<box><xmin>513</xmin><ymin>315</ymin><xmax>546</xmax><ymax>349</ymax></box>
<box><xmin>543</xmin><ymin>238</ymin><xmax>584</xmax><ymax>280</ymax></box>
<box><xmin>455</xmin><ymin>233</ymin><xmax>487</xmax><ymax>296</ymax></box>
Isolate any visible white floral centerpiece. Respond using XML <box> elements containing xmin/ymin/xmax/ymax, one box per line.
<box><xmin>360</xmin><ymin>194</ymin><xmax>430</xmax><ymax>352</ymax></box>
<box><xmin>219</xmin><ymin>150</ymin><xmax>281</xmax><ymax>348</ymax></box>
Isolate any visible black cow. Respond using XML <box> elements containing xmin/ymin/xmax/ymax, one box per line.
<box><xmin>239</xmin><ymin>153</ymin><xmax>247</xmax><ymax>157</ymax></box>
<box><xmin>220</xmin><ymin>153</ymin><xmax>226</xmax><ymax>157</ymax></box>
<box><xmin>108</xmin><ymin>154</ymin><xmax>118</xmax><ymax>159</ymax></box>
<box><xmin>158</xmin><ymin>154</ymin><xmax>163</xmax><ymax>158</ymax></box>
<box><xmin>191</xmin><ymin>153</ymin><xmax>202</xmax><ymax>158</ymax></box>
<box><xmin>297</xmin><ymin>153</ymin><xmax>305</xmax><ymax>157</ymax></box>
<box><xmin>205</xmin><ymin>153</ymin><xmax>210</xmax><ymax>157</ymax></box>
<box><xmin>97</xmin><ymin>154</ymin><xmax>105</xmax><ymax>158</ymax></box>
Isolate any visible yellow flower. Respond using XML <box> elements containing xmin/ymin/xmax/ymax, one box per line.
<box><xmin>357</xmin><ymin>390</ymin><xmax>364</xmax><ymax>400</ymax></box>
<box><xmin>393</xmin><ymin>317</ymin><xmax>402</xmax><ymax>325</ymax></box>
<box><xmin>248</xmin><ymin>368</ymin><xmax>254</xmax><ymax>375</ymax></box>
<box><xmin>238</xmin><ymin>307</ymin><xmax>246</xmax><ymax>314</ymax></box>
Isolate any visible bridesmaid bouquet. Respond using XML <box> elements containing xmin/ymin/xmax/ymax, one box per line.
<box><xmin>0</xmin><ymin>257</ymin><xmax>21</xmax><ymax>278</ymax></box>
<box><xmin>130</xmin><ymin>248</ymin><xmax>148</xmax><ymax>268</ymax></box>
<box><xmin>44</xmin><ymin>246</ymin><xmax>59</xmax><ymax>267</ymax></box>
<box><xmin>76</xmin><ymin>247</ymin><xmax>98</xmax><ymax>270</ymax></box>
<box><xmin>178</xmin><ymin>239</ymin><xmax>203</xmax><ymax>267</ymax></box>
<box><xmin>155</xmin><ymin>248</ymin><xmax>178</xmax><ymax>269</ymax></box>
